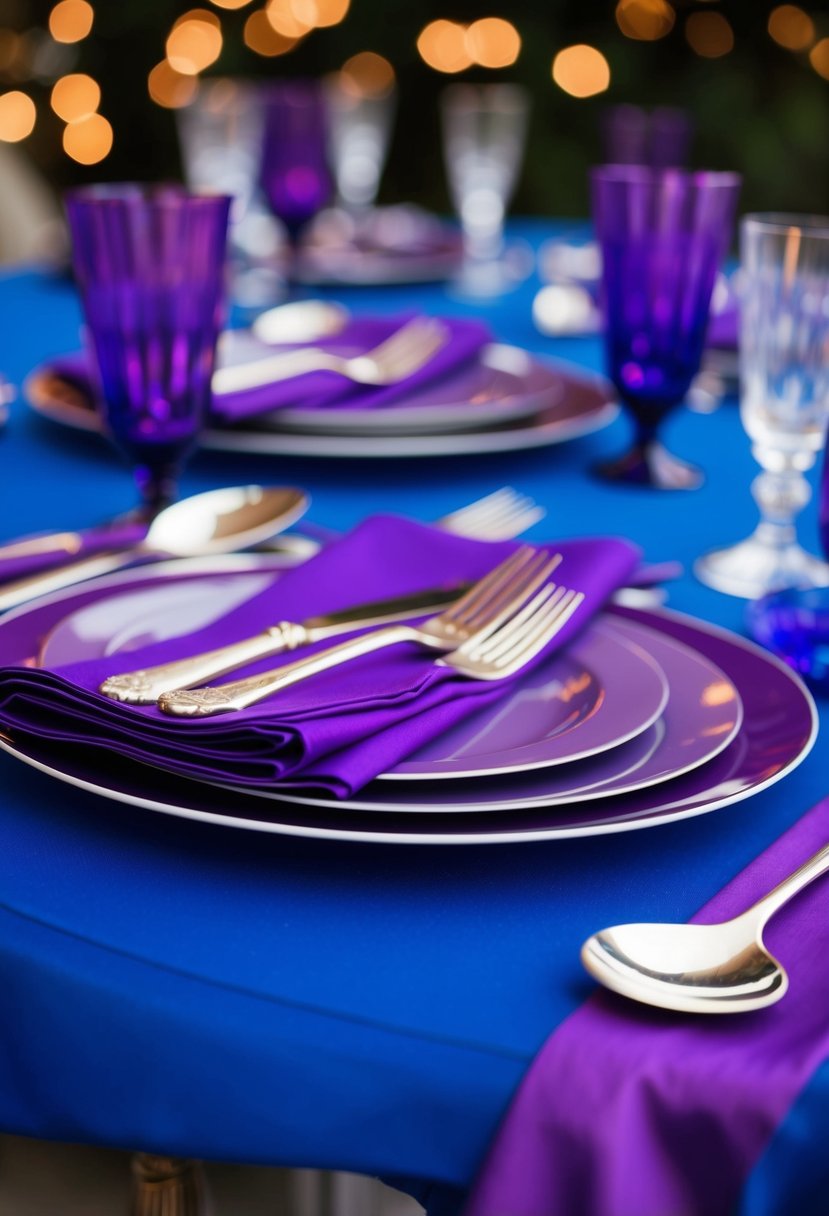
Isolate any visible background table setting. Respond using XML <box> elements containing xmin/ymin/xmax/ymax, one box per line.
<box><xmin>0</xmin><ymin>7</ymin><xmax>828</xmax><ymax>1216</ymax></box>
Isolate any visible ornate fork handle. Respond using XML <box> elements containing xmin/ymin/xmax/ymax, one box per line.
<box><xmin>158</xmin><ymin>622</ymin><xmax>442</xmax><ymax>717</ymax></box>
<box><xmin>100</xmin><ymin>622</ymin><xmax>309</xmax><ymax>704</ymax></box>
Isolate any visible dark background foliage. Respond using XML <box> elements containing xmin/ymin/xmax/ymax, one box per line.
<box><xmin>10</xmin><ymin>0</ymin><xmax>829</xmax><ymax>217</ymax></box>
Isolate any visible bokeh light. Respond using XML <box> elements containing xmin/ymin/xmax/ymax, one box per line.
<box><xmin>298</xmin><ymin>0</ymin><xmax>351</xmax><ymax>27</ymax></box>
<box><xmin>50</xmin><ymin>73</ymin><xmax>100</xmax><ymax>123</ymax></box>
<box><xmin>244</xmin><ymin>10</ymin><xmax>298</xmax><ymax>55</ymax></box>
<box><xmin>48</xmin><ymin>0</ymin><xmax>94</xmax><ymax>44</ymax></box>
<box><xmin>209</xmin><ymin>0</ymin><xmax>253</xmax><ymax>8</ymax></box>
<box><xmin>166</xmin><ymin>10</ymin><xmax>223</xmax><ymax>76</ymax></box>
<box><xmin>685</xmin><ymin>12</ymin><xmax>734</xmax><ymax>58</ymax></box>
<box><xmin>266</xmin><ymin>0</ymin><xmax>314</xmax><ymax>38</ymax></box>
<box><xmin>768</xmin><ymin>6</ymin><xmax>815</xmax><ymax>52</ymax></box>
<box><xmin>340</xmin><ymin>51</ymin><xmax>395</xmax><ymax>98</ymax></box>
<box><xmin>466</xmin><ymin>18</ymin><xmax>521</xmax><ymax>68</ymax></box>
<box><xmin>552</xmin><ymin>45</ymin><xmax>611</xmax><ymax>98</ymax></box>
<box><xmin>0</xmin><ymin>90</ymin><xmax>35</xmax><ymax>142</ymax></box>
<box><xmin>148</xmin><ymin>60</ymin><xmax>199</xmax><ymax>109</ymax></box>
<box><xmin>615</xmin><ymin>0</ymin><xmax>675</xmax><ymax>43</ymax></box>
<box><xmin>63</xmin><ymin>111</ymin><xmax>112</xmax><ymax>164</ymax></box>
<box><xmin>417</xmin><ymin>20</ymin><xmax>472</xmax><ymax>74</ymax></box>
<box><xmin>810</xmin><ymin>38</ymin><xmax>829</xmax><ymax>79</ymax></box>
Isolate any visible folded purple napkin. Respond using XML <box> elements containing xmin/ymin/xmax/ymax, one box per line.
<box><xmin>46</xmin><ymin>315</ymin><xmax>491</xmax><ymax>425</ymax></box>
<box><xmin>0</xmin><ymin>517</ymin><xmax>639</xmax><ymax>798</ymax></box>
<box><xmin>707</xmin><ymin>299</ymin><xmax>739</xmax><ymax>350</ymax></box>
<box><xmin>465</xmin><ymin>797</ymin><xmax>829</xmax><ymax>1216</ymax></box>
<box><xmin>0</xmin><ymin>519</ymin><xmax>147</xmax><ymax>584</ymax></box>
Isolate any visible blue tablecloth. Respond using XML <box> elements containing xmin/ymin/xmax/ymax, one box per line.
<box><xmin>0</xmin><ymin>221</ymin><xmax>826</xmax><ymax>1213</ymax></box>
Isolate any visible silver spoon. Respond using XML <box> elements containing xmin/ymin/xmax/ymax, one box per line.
<box><xmin>581</xmin><ymin>842</ymin><xmax>829</xmax><ymax>1014</ymax></box>
<box><xmin>251</xmin><ymin>299</ymin><xmax>349</xmax><ymax>346</ymax></box>
<box><xmin>0</xmin><ymin>485</ymin><xmax>309</xmax><ymax>612</ymax></box>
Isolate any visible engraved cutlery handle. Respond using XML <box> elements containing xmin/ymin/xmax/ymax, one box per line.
<box><xmin>99</xmin><ymin>621</ymin><xmax>309</xmax><ymax>705</ymax></box>
<box><xmin>158</xmin><ymin>623</ymin><xmax>426</xmax><ymax>717</ymax></box>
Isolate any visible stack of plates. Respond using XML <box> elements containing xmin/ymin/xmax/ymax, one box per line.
<box><xmin>25</xmin><ymin>333</ymin><xmax>619</xmax><ymax>461</ymax></box>
<box><xmin>0</xmin><ymin>554</ymin><xmax>816</xmax><ymax>845</ymax></box>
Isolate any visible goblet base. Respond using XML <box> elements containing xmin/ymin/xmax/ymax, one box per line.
<box><xmin>448</xmin><ymin>240</ymin><xmax>533</xmax><ymax>301</ymax></box>
<box><xmin>593</xmin><ymin>441</ymin><xmax>703</xmax><ymax>491</ymax></box>
<box><xmin>746</xmin><ymin>586</ymin><xmax>829</xmax><ymax>694</ymax></box>
<box><xmin>695</xmin><ymin>535</ymin><xmax>829</xmax><ymax>600</ymax></box>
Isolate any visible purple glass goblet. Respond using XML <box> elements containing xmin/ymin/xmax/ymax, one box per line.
<box><xmin>261</xmin><ymin>80</ymin><xmax>331</xmax><ymax>263</ymax></box>
<box><xmin>601</xmin><ymin>105</ymin><xmax>693</xmax><ymax>169</ymax></box>
<box><xmin>591</xmin><ymin>165</ymin><xmax>740</xmax><ymax>489</ymax></box>
<box><xmin>65</xmin><ymin>184</ymin><xmax>231</xmax><ymax>514</ymax></box>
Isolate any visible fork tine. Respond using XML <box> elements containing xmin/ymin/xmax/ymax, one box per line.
<box><xmin>482</xmin><ymin>589</ymin><xmax>582</xmax><ymax>669</ymax></box>
<box><xmin>382</xmin><ymin>327</ymin><xmax>447</xmax><ymax>378</ymax></box>
<box><xmin>439</xmin><ymin>547</ymin><xmax>535</xmax><ymax>626</ymax></box>
<box><xmin>455</xmin><ymin>551</ymin><xmax>552</xmax><ymax>632</ymax></box>
<box><xmin>463</xmin><ymin>584</ymin><xmax>566</xmax><ymax>663</ymax></box>
<box><xmin>453</xmin><ymin>552</ymin><xmax>563</xmax><ymax>645</ymax></box>
<box><xmin>372</xmin><ymin>318</ymin><xmax>444</xmax><ymax>366</ymax></box>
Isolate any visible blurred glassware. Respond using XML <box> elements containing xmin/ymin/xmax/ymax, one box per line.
<box><xmin>65</xmin><ymin>184</ymin><xmax>231</xmax><ymax>514</ymax></box>
<box><xmin>440</xmin><ymin>83</ymin><xmax>530</xmax><ymax>297</ymax></box>
<box><xmin>590</xmin><ymin>164</ymin><xmax>740</xmax><ymax>489</ymax></box>
<box><xmin>261</xmin><ymin>79</ymin><xmax>332</xmax><ymax>270</ymax></box>
<box><xmin>324</xmin><ymin>64</ymin><xmax>396</xmax><ymax>215</ymax></box>
<box><xmin>696</xmin><ymin>213</ymin><xmax>829</xmax><ymax>596</ymax></box>
<box><xmin>601</xmin><ymin>104</ymin><xmax>693</xmax><ymax>169</ymax></box>
<box><xmin>177</xmin><ymin>78</ymin><xmax>281</xmax><ymax>312</ymax></box>
<box><xmin>0</xmin><ymin>373</ymin><xmax>13</xmax><ymax>427</ymax></box>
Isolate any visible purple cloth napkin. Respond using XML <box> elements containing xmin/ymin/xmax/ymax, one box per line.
<box><xmin>465</xmin><ymin>797</ymin><xmax>829</xmax><ymax>1216</ymax></box>
<box><xmin>47</xmin><ymin>315</ymin><xmax>491</xmax><ymax>425</ymax></box>
<box><xmin>0</xmin><ymin>520</ymin><xmax>147</xmax><ymax>584</ymax></box>
<box><xmin>707</xmin><ymin>300</ymin><xmax>739</xmax><ymax>350</ymax></box>
<box><xmin>0</xmin><ymin>517</ymin><xmax>639</xmax><ymax>798</ymax></box>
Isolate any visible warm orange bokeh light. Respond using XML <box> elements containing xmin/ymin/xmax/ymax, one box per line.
<box><xmin>615</xmin><ymin>0</ymin><xmax>675</xmax><ymax>42</ymax></box>
<box><xmin>209</xmin><ymin>0</ymin><xmax>254</xmax><ymax>8</ymax></box>
<box><xmin>299</xmin><ymin>0</ymin><xmax>350</xmax><ymax>27</ymax></box>
<box><xmin>49</xmin><ymin>0</ymin><xmax>94</xmax><ymax>44</ymax></box>
<box><xmin>50</xmin><ymin>73</ymin><xmax>100</xmax><ymax>123</ymax></box>
<box><xmin>685</xmin><ymin>12</ymin><xmax>734</xmax><ymax>58</ymax></box>
<box><xmin>552</xmin><ymin>45</ymin><xmax>611</xmax><ymax>98</ymax></box>
<box><xmin>244</xmin><ymin>10</ymin><xmax>299</xmax><ymax>55</ymax></box>
<box><xmin>810</xmin><ymin>38</ymin><xmax>829</xmax><ymax>79</ymax></box>
<box><xmin>768</xmin><ymin>6</ymin><xmax>815</xmax><ymax>52</ymax></box>
<box><xmin>465</xmin><ymin>18</ymin><xmax>521</xmax><ymax>68</ymax></box>
<box><xmin>63</xmin><ymin>112</ymin><xmax>112</xmax><ymax>164</ymax></box>
<box><xmin>0</xmin><ymin>90</ymin><xmax>35</xmax><ymax>142</ymax></box>
<box><xmin>340</xmin><ymin>51</ymin><xmax>395</xmax><ymax>98</ymax></box>
<box><xmin>266</xmin><ymin>0</ymin><xmax>314</xmax><ymax>38</ymax></box>
<box><xmin>147</xmin><ymin>60</ymin><xmax>199</xmax><ymax>109</ymax></box>
<box><xmin>417</xmin><ymin>20</ymin><xmax>472</xmax><ymax>74</ymax></box>
<box><xmin>166</xmin><ymin>10</ymin><xmax>223</xmax><ymax>76</ymax></box>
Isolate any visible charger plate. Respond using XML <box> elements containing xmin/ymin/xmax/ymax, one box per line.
<box><xmin>0</xmin><ymin>560</ymin><xmax>816</xmax><ymax>843</ymax></box>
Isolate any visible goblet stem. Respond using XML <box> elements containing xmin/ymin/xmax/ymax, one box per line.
<box><xmin>134</xmin><ymin>462</ymin><xmax>179</xmax><ymax>519</ymax></box>
<box><xmin>749</xmin><ymin>449</ymin><xmax>813</xmax><ymax>548</ymax></box>
<box><xmin>594</xmin><ymin>401</ymin><xmax>703</xmax><ymax>490</ymax></box>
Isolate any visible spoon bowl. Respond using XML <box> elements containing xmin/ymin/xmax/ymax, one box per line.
<box><xmin>581</xmin><ymin>919</ymin><xmax>787</xmax><ymax>1015</ymax></box>
<box><xmin>581</xmin><ymin>839</ymin><xmax>829</xmax><ymax>1014</ymax></box>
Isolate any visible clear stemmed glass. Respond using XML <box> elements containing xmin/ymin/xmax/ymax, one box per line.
<box><xmin>696</xmin><ymin>214</ymin><xmax>829</xmax><ymax>596</ymax></box>
<box><xmin>440</xmin><ymin>83</ymin><xmax>530</xmax><ymax>297</ymax></box>
<box><xmin>65</xmin><ymin>184</ymin><xmax>231</xmax><ymax>515</ymax></box>
<box><xmin>261</xmin><ymin>79</ymin><xmax>332</xmax><ymax>275</ymax></box>
<box><xmin>590</xmin><ymin>165</ymin><xmax>741</xmax><ymax>489</ymax></box>
<box><xmin>176</xmin><ymin>78</ymin><xmax>279</xmax><ymax>311</ymax></box>
<box><xmin>324</xmin><ymin>68</ymin><xmax>396</xmax><ymax>215</ymax></box>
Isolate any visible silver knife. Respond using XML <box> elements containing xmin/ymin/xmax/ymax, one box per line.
<box><xmin>99</xmin><ymin>582</ymin><xmax>471</xmax><ymax>705</ymax></box>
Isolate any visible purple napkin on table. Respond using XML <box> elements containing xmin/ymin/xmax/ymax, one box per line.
<box><xmin>465</xmin><ymin>796</ymin><xmax>829</xmax><ymax>1216</ymax></box>
<box><xmin>0</xmin><ymin>519</ymin><xmax>147</xmax><ymax>585</ymax></box>
<box><xmin>45</xmin><ymin>315</ymin><xmax>491</xmax><ymax>426</ymax></box>
<box><xmin>0</xmin><ymin>517</ymin><xmax>639</xmax><ymax>798</ymax></box>
<box><xmin>707</xmin><ymin>299</ymin><xmax>739</xmax><ymax>350</ymax></box>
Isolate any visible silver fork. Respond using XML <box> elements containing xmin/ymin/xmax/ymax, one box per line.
<box><xmin>213</xmin><ymin>317</ymin><xmax>449</xmax><ymax>396</ymax></box>
<box><xmin>158</xmin><ymin>547</ymin><xmax>567</xmax><ymax>717</ymax></box>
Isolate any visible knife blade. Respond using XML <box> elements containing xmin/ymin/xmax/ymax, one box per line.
<box><xmin>98</xmin><ymin>581</ymin><xmax>471</xmax><ymax>705</ymax></box>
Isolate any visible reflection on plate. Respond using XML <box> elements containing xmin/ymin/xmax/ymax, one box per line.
<box><xmin>0</xmin><ymin>563</ymin><xmax>815</xmax><ymax>843</ymax></box>
<box><xmin>25</xmin><ymin>355</ymin><xmax>618</xmax><ymax>459</ymax></box>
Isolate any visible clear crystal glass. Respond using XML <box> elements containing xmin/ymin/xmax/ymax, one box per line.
<box><xmin>696</xmin><ymin>213</ymin><xmax>829</xmax><ymax>597</ymax></box>
<box><xmin>325</xmin><ymin>71</ymin><xmax>396</xmax><ymax>213</ymax></box>
<box><xmin>440</xmin><ymin>83</ymin><xmax>529</xmax><ymax>296</ymax></box>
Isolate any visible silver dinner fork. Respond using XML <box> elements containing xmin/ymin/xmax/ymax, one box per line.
<box><xmin>158</xmin><ymin>547</ymin><xmax>581</xmax><ymax>717</ymax></box>
<box><xmin>213</xmin><ymin>316</ymin><xmax>449</xmax><ymax>396</ymax></box>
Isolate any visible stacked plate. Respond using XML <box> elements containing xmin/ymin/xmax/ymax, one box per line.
<box><xmin>24</xmin><ymin>329</ymin><xmax>619</xmax><ymax>461</ymax></box>
<box><xmin>0</xmin><ymin>553</ymin><xmax>816</xmax><ymax>845</ymax></box>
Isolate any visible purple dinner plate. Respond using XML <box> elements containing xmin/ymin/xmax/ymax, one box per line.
<box><xmin>0</xmin><ymin>567</ymin><xmax>815</xmax><ymax>843</ymax></box>
<box><xmin>35</xmin><ymin>565</ymin><xmax>669</xmax><ymax>780</ymax></box>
